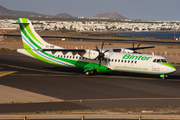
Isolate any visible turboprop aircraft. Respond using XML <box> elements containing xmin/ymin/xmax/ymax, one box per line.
<box><xmin>17</xmin><ymin>18</ymin><xmax>176</xmax><ymax>79</ymax></box>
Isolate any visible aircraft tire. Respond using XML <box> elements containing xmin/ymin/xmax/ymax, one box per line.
<box><xmin>85</xmin><ymin>70</ymin><xmax>91</xmax><ymax>76</ymax></box>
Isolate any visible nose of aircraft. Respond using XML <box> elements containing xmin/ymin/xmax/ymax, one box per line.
<box><xmin>167</xmin><ymin>66</ymin><xmax>176</xmax><ymax>73</ymax></box>
<box><xmin>166</xmin><ymin>63</ymin><xmax>176</xmax><ymax>74</ymax></box>
<box><xmin>159</xmin><ymin>62</ymin><xmax>176</xmax><ymax>74</ymax></box>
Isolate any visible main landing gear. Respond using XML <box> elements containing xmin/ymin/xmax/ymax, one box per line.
<box><xmin>85</xmin><ymin>70</ymin><xmax>91</xmax><ymax>76</ymax></box>
<box><xmin>85</xmin><ymin>70</ymin><xmax>95</xmax><ymax>76</ymax></box>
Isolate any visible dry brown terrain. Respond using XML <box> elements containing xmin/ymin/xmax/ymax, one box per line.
<box><xmin>1</xmin><ymin>30</ymin><xmax>180</xmax><ymax>63</ymax></box>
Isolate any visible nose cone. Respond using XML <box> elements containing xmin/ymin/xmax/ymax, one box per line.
<box><xmin>167</xmin><ymin>66</ymin><xmax>176</xmax><ymax>74</ymax></box>
<box><xmin>159</xmin><ymin>63</ymin><xmax>176</xmax><ymax>74</ymax></box>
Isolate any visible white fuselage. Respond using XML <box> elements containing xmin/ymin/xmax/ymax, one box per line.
<box><xmin>47</xmin><ymin>51</ymin><xmax>175</xmax><ymax>75</ymax></box>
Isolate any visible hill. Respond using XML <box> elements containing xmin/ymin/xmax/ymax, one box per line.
<box><xmin>0</xmin><ymin>5</ymin><xmax>15</xmax><ymax>16</ymax></box>
<box><xmin>0</xmin><ymin>5</ymin><xmax>52</xmax><ymax>18</ymax></box>
<box><xmin>55</xmin><ymin>13</ymin><xmax>73</xmax><ymax>18</ymax></box>
<box><xmin>94</xmin><ymin>12</ymin><xmax>127</xmax><ymax>20</ymax></box>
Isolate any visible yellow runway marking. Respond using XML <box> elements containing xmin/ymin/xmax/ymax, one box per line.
<box><xmin>11</xmin><ymin>74</ymin><xmax>72</xmax><ymax>77</ymax></box>
<box><xmin>0</xmin><ymin>63</ymin><xmax>76</xmax><ymax>75</ymax></box>
<box><xmin>0</xmin><ymin>71</ymin><xmax>17</xmax><ymax>77</ymax></box>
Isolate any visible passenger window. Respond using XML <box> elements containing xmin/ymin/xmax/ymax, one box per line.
<box><xmin>121</xmin><ymin>60</ymin><xmax>123</xmax><ymax>62</ymax></box>
<box><xmin>118</xmin><ymin>59</ymin><xmax>120</xmax><ymax>62</ymax></box>
<box><xmin>76</xmin><ymin>56</ymin><xmax>78</xmax><ymax>59</ymax></box>
<box><xmin>70</xmin><ymin>56</ymin><xmax>71</xmax><ymax>59</ymax></box>
<box><xmin>128</xmin><ymin>60</ymin><xmax>130</xmax><ymax>63</ymax></box>
<box><xmin>67</xmin><ymin>56</ymin><xmax>69</xmax><ymax>58</ymax></box>
<box><xmin>115</xmin><ymin>59</ymin><xmax>117</xmax><ymax>62</ymax></box>
<box><xmin>61</xmin><ymin>55</ymin><xmax>63</xmax><ymax>58</ymax></box>
<box><xmin>108</xmin><ymin>59</ymin><xmax>111</xmax><ymax>62</ymax></box>
<box><xmin>153</xmin><ymin>59</ymin><xmax>156</xmax><ymax>62</ymax></box>
<box><xmin>125</xmin><ymin>60</ymin><xmax>126</xmax><ymax>63</ymax></box>
<box><xmin>135</xmin><ymin>61</ymin><xmax>137</xmax><ymax>64</ymax></box>
<box><xmin>112</xmin><ymin>59</ymin><xmax>114</xmax><ymax>62</ymax></box>
<box><xmin>131</xmin><ymin>61</ymin><xmax>133</xmax><ymax>63</ymax></box>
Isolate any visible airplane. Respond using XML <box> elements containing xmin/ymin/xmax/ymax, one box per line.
<box><xmin>17</xmin><ymin>18</ymin><xmax>176</xmax><ymax>79</ymax></box>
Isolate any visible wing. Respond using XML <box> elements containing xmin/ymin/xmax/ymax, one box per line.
<box><xmin>40</xmin><ymin>45</ymin><xmax>155</xmax><ymax>53</ymax></box>
<box><xmin>112</xmin><ymin>46</ymin><xmax>155</xmax><ymax>52</ymax></box>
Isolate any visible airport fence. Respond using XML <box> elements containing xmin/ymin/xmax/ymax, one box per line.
<box><xmin>1</xmin><ymin>42</ymin><xmax>180</xmax><ymax>57</ymax></box>
<box><xmin>0</xmin><ymin>114</ymin><xmax>180</xmax><ymax>120</ymax></box>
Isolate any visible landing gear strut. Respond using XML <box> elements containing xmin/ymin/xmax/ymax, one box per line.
<box><xmin>160</xmin><ymin>74</ymin><xmax>168</xmax><ymax>79</ymax></box>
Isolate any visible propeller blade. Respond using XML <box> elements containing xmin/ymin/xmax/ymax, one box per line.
<box><xmin>94</xmin><ymin>56</ymin><xmax>98</xmax><ymax>60</ymax></box>
<box><xmin>99</xmin><ymin>58</ymin><xmax>101</xmax><ymax>68</ymax></box>
<box><xmin>137</xmin><ymin>43</ymin><xmax>141</xmax><ymax>48</ymax></box>
<box><xmin>101</xmin><ymin>41</ymin><xmax>105</xmax><ymax>52</ymax></box>
<box><xmin>94</xmin><ymin>41</ymin><xmax>108</xmax><ymax>68</ymax></box>
<box><xmin>132</xmin><ymin>41</ymin><xmax>135</xmax><ymax>53</ymax></box>
<box><xmin>95</xmin><ymin>45</ymin><xmax>100</xmax><ymax>52</ymax></box>
<box><xmin>133</xmin><ymin>41</ymin><xmax>134</xmax><ymax>49</ymax></box>
<box><xmin>103</xmin><ymin>50</ymin><xmax>109</xmax><ymax>54</ymax></box>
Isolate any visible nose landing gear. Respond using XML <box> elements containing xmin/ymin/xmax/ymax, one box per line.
<box><xmin>160</xmin><ymin>74</ymin><xmax>168</xmax><ymax>79</ymax></box>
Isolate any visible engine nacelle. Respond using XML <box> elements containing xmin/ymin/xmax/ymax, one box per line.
<box><xmin>121</xmin><ymin>48</ymin><xmax>134</xmax><ymax>53</ymax></box>
<box><xmin>78</xmin><ymin>49</ymin><xmax>99</xmax><ymax>59</ymax></box>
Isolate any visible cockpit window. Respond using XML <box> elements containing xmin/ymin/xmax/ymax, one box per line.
<box><xmin>157</xmin><ymin>59</ymin><xmax>161</xmax><ymax>62</ymax></box>
<box><xmin>161</xmin><ymin>59</ymin><xmax>167</xmax><ymax>62</ymax></box>
<box><xmin>153</xmin><ymin>59</ymin><xmax>167</xmax><ymax>63</ymax></box>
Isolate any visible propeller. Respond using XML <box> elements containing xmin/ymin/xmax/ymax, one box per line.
<box><xmin>94</xmin><ymin>42</ymin><xmax>109</xmax><ymax>67</ymax></box>
<box><xmin>133</xmin><ymin>41</ymin><xmax>141</xmax><ymax>53</ymax></box>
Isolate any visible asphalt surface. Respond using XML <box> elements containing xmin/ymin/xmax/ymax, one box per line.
<box><xmin>0</xmin><ymin>51</ymin><xmax>180</xmax><ymax>113</ymax></box>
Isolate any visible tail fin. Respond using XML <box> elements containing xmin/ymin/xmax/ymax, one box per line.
<box><xmin>18</xmin><ymin>18</ymin><xmax>59</xmax><ymax>50</ymax></box>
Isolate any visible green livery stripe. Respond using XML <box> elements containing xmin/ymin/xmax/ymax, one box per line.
<box><xmin>21</xmin><ymin>18</ymin><xmax>28</xmax><ymax>23</ymax></box>
<box><xmin>20</xmin><ymin>24</ymin><xmax>41</xmax><ymax>49</ymax></box>
<box><xmin>158</xmin><ymin>63</ymin><xmax>176</xmax><ymax>69</ymax></box>
<box><xmin>25</xmin><ymin>24</ymin><xmax>43</xmax><ymax>46</ymax></box>
<box><xmin>23</xmin><ymin>42</ymin><xmax>66</xmax><ymax>67</ymax></box>
<box><xmin>19</xmin><ymin>18</ymin><xmax>43</xmax><ymax>46</ymax></box>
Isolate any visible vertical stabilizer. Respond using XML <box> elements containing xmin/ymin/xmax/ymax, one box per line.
<box><xmin>18</xmin><ymin>18</ymin><xmax>60</xmax><ymax>50</ymax></box>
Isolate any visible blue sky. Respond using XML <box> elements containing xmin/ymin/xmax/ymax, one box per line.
<box><xmin>1</xmin><ymin>0</ymin><xmax>180</xmax><ymax>21</ymax></box>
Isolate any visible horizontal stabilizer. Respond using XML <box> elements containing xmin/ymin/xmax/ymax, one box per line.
<box><xmin>13</xmin><ymin>22</ymin><xmax>29</xmax><ymax>24</ymax></box>
<box><xmin>40</xmin><ymin>49</ymin><xmax>86</xmax><ymax>52</ymax></box>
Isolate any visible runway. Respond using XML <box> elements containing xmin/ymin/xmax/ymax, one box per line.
<box><xmin>0</xmin><ymin>51</ymin><xmax>180</xmax><ymax>113</ymax></box>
